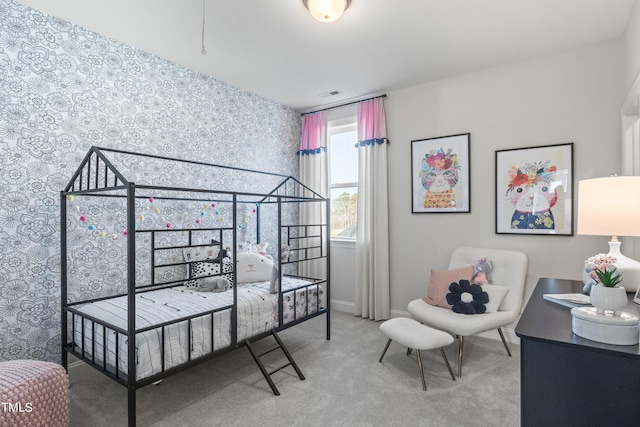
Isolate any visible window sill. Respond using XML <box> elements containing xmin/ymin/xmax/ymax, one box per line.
<box><xmin>330</xmin><ymin>238</ymin><xmax>356</xmax><ymax>249</ymax></box>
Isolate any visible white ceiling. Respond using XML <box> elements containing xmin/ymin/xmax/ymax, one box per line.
<box><xmin>16</xmin><ymin>0</ymin><xmax>635</xmax><ymax>111</ymax></box>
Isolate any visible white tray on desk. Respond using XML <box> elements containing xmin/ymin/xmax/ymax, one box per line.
<box><xmin>571</xmin><ymin>306</ymin><xmax>639</xmax><ymax>345</ymax></box>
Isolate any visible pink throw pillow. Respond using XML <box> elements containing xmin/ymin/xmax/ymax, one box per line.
<box><xmin>423</xmin><ymin>265</ymin><xmax>474</xmax><ymax>308</ymax></box>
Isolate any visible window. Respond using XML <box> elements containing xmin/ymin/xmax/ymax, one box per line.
<box><xmin>328</xmin><ymin>118</ymin><xmax>358</xmax><ymax>239</ymax></box>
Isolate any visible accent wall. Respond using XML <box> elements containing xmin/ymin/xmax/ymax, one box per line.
<box><xmin>0</xmin><ymin>0</ymin><xmax>301</xmax><ymax>362</ymax></box>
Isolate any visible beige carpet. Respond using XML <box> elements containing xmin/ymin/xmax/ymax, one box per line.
<box><xmin>68</xmin><ymin>311</ymin><xmax>520</xmax><ymax>426</ymax></box>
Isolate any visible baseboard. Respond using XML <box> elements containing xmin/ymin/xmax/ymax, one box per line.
<box><xmin>330</xmin><ymin>301</ymin><xmax>419</xmax><ymax>319</ymax></box>
<box><xmin>330</xmin><ymin>299</ymin><xmax>354</xmax><ymax>314</ymax></box>
<box><xmin>67</xmin><ymin>357</ymin><xmax>93</xmax><ymax>376</ymax></box>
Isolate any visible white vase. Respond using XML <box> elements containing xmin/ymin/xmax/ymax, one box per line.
<box><xmin>589</xmin><ymin>284</ymin><xmax>628</xmax><ymax>316</ymax></box>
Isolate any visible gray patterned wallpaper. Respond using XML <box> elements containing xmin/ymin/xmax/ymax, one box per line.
<box><xmin>0</xmin><ymin>0</ymin><xmax>301</xmax><ymax>363</ymax></box>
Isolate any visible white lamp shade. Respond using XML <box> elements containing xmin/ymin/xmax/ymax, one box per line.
<box><xmin>577</xmin><ymin>176</ymin><xmax>640</xmax><ymax>237</ymax></box>
<box><xmin>304</xmin><ymin>0</ymin><xmax>349</xmax><ymax>23</ymax></box>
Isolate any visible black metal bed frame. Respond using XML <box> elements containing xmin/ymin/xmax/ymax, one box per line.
<box><xmin>60</xmin><ymin>146</ymin><xmax>330</xmax><ymax>426</ymax></box>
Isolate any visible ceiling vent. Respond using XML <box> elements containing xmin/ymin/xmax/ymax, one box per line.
<box><xmin>318</xmin><ymin>90</ymin><xmax>343</xmax><ymax>98</ymax></box>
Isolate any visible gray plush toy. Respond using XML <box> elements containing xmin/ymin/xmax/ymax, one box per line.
<box><xmin>197</xmin><ymin>277</ymin><xmax>230</xmax><ymax>293</ymax></box>
<box><xmin>472</xmin><ymin>258</ymin><xmax>493</xmax><ymax>284</ymax></box>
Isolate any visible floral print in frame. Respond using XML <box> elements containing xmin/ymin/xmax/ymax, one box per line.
<box><xmin>411</xmin><ymin>133</ymin><xmax>471</xmax><ymax>213</ymax></box>
<box><xmin>495</xmin><ymin>143</ymin><xmax>574</xmax><ymax>235</ymax></box>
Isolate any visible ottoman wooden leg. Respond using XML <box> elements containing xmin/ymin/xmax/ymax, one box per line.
<box><xmin>379</xmin><ymin>338</ymin><xmax>392</xmax><ymax>362</ymax></box>
<box><xmin>440</xmin><ymin>347</ymin><xmax>456</xmax><ymax>381</ymax></box>
<box><xmin>416</xmin><ymin>349</ymin><xmax>427</xmax><ymax>391</ymax></box>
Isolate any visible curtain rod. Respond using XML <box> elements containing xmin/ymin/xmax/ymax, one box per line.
<box><xmin>301</xmin><ymin>94</ymin><xmax>387</xmax><ymax>116</ymax></box>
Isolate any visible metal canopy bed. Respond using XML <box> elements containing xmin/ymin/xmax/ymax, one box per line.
<box><xmin>60</xmin><ymin>146</ymin><xmax>330</xmax><ymax>426</ymax></box>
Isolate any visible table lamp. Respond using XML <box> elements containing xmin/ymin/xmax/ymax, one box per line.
<box><xmin>577</xmin><ymin>176</ymin><xmax>640</xmax><ymax>293</ymax></box>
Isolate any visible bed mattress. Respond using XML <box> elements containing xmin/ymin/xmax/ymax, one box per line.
<box><xmin>70</xmin><ymin>277</ymin><xmax>324</xmax><ymax>380</ymax></box>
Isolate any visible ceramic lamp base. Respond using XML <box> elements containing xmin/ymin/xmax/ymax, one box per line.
<box><xmin>607</xmin><ymin>240</ymin><xmax>640</xmax><ymax>293</ymax></box>
<box><xmin>571</xmin><ymin>307</ymin><xmax>639</xmax><ymax>345</ymax></box>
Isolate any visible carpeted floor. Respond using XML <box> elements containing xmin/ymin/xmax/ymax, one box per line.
<box><xmin>68</xmin><ymin>311</ymin><xmax>520</xmax><ymax>426</ymax></box>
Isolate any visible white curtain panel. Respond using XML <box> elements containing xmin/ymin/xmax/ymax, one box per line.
<box><xmin>299</xmin><ymin>112</ymin><xmax>328</xmax><ymax>279</ymax></box>
<box><xmin>299</xmin><ymin>152</ymin><xmax>327</xmax><ymax>198</ymax></box>
<box><xmin>355</xmin><ymin>98</ymin><xmax>390</xmax><ymax>320</ymax></box>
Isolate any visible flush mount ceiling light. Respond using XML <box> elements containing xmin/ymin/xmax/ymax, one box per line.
<box><xmin>303</xmin><ymin>0</ymin><xmax>351</xmax><ymax>23</ymax></box>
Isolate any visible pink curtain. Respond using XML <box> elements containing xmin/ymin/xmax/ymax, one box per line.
<box><xmin>357</xmin><ymin>98</ymin><xmax>387</xmax><ymax>146</ymax></box>
<box><xmin>300</xmin><ymin>111</ymin><xmax>327</xmax><ymax>154</ymax></box>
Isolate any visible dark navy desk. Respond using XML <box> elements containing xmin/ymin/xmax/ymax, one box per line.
<box><xmin>515</xmin><ymin>278</ymin><xmax>640</xmax><ymax>426</ymax></box>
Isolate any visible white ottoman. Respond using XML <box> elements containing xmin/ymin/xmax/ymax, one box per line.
<box><xmin>379</xmin><ymin>317</ymin><xmax>456</xmax><ymax>390</ymax></box>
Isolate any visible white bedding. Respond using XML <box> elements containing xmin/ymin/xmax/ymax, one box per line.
<box><xmin>70</xmin><ymin>277</ymin><xmax>324</xmax><ymax>380</ymax></box>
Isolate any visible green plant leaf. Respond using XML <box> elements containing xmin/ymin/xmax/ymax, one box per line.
<box><xmin>594</xmin><ymin>268</ymin><xmax>623</xmax><ymax>287</ymax></box>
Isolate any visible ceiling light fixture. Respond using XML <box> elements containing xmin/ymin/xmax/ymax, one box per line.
<box><xmin>303</xmin><ymin>0</ymin><xmax>351</xmax><ymax>23</ymax></box>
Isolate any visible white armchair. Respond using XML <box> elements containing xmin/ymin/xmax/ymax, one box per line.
<box><xmin>407</xmin><ymin>246</ymin><xmax>528</xmax><ymax>377</ymax></box>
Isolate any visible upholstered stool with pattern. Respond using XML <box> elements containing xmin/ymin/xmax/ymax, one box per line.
<box><xmin>0</xmin><ymin>360</ymin><xmax>69</xmax><ymax>427</ymax></box>
<box><xmin>379</xmin><ymin>317</ymin><xmax>456</xmax><ymax>390</ymax></box>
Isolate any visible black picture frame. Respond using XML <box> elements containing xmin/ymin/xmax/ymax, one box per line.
<box><xmin>411</xmin><ymin>133</ymin><xmax>471</xmax><ymax>213</ymax></box>
<box><xmin>495</xmin><ymin>143</ymin><xmax>574</xmax><ymax>235</ymax></box>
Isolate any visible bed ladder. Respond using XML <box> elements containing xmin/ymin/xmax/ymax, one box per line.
<box><xmin>245</xmin><ymin>329</ymin><xmax>305</xmax><ymax>396</ymax></box>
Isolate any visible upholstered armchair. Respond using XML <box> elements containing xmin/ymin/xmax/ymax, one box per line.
<box><xmin>407</xmin><ymin>246</ymin><xmax>528</xmax><ymax>377</ymax></box>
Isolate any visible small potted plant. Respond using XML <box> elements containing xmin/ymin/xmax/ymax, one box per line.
<box><xmin>589</xmin><ymin>265</ymin><xmax>627</xmax><ymax>316</ymax></box>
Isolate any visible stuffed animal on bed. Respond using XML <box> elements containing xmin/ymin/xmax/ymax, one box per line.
<box><xmin>472</xmin><ymin>258</ymin><xmax>493</xmax><ymax>284</ymax></box>
<box><xmin>281</xmin><ymin>245</ymin><xmax>291</xmax><ymax>262</ymax></box>
<box><xmin>197</xmin><ymin>277</ymin><xmax>230</xmax><ymax>293</ymax></box>
<box><xmin>236</xmin><ymin>252</ymin><xmax>280</xmax><ymax>293</ymax></box>
<box><xmin>236</xmin><ymin>252</ymin><xmax>275</xmax><ymax>283</ymax></box>
<box><xmin>251</xmin><ymin>242</ymin><xmax>269</xmax><ymax>256</ymax></box>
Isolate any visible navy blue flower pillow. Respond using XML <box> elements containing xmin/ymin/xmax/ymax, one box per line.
<box><xmin>446</xmin><ymin>279</ymin><xmax>489</xmax><ymax>314</ymax></box>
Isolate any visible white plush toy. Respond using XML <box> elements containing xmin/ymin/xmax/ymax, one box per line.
<box><xmin>251</xmin><ymin>242</ymin><xmax>269</xmax><ymax>256</ymax></box>
<box><xmin>236</xmin><ymin>252</ymin><xmax>274</xmax><ymax>283</ymax></box>
<box><xmin>236</xmin><ymin>252</ymin><xmax>279</xmax><ymax>293</ymax></box>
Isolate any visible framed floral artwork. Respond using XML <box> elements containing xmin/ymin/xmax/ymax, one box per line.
<box><xmin>495</xmin><ymin>143</ymin><xmax>574</xmax><ymax>235</ymax></box>
<box><xmin>411</xmin><ymin>133</ymin><xmax>470</xmax><ymax>213</ymax></box>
